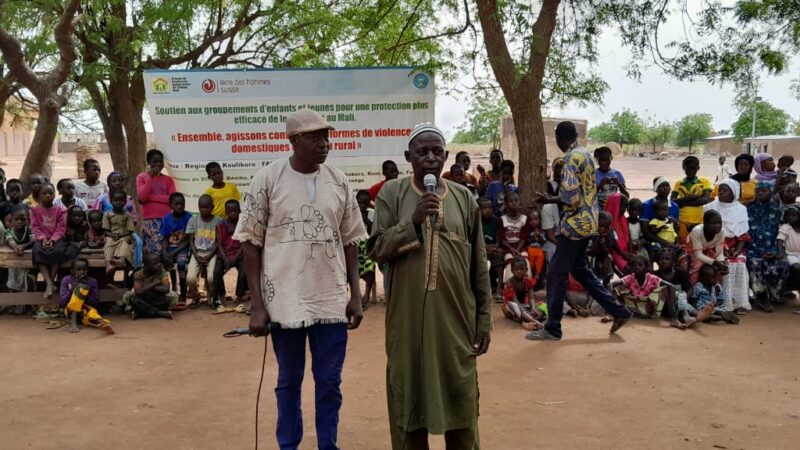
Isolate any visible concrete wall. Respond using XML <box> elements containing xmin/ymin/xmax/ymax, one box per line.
<box><xmin>499</xmin><ymin>115</ymin><xmax>588</xmax><ymax>162</ymax></box>
<box><xmin>744</xmin><ymin>137</ymin><xmax>800</xmax><ymax>160</ymax></box>
<box><xmin>703</xmin><ymin>137</ymin><xmax>742</xmax><ymax>156</ymax></box>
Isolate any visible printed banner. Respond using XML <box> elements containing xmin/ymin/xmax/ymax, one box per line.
<box><xmin>143</xmin><ymin>67</ymin><xmax>434</xmax><ymax>206</ymax></box>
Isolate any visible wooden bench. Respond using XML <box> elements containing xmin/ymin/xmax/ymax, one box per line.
<box><xmin>0</xmin><ymin>248</ymin><xmax>121</xmax><ymax>306</ymax></box>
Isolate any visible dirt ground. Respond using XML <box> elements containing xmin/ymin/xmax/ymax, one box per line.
<box><xmin>2</xmin><ymin>154</ymin><xmax>800</xmax><ymax>449</ymax></box>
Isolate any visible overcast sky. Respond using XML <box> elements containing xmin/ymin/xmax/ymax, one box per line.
<box><xmin>435</xmin><ymin>11</ymin><xmax>799</xmax><ymax>140</ymax></box>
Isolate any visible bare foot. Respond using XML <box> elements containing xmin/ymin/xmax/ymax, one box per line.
<box><xmin>577</xmin><ymin>307</ymin><xmax>590</xmax><ymax>317</ymax></box>
<box><xmin>68</xmin><ymin>325</ymin><xmax>80</xmax><ymax>333</ymax></box>
<box><xmin>682</xmin><ymin>316</ymin><xmax>697</xmax><ymax>328</ymax></box>
<box><xmin>696</xmin><ymin>303</ymin><xmax>715</xmax><ymax>322</ymax></box>
<box><xmin>43</xmin><ymin>284</ymin><xmax>53</xmax><ymax>299</ymax></box>
<box><xmin>600</xmin><ymin>315</ymin><xmax>613</xmax><ymax>323</ymax></box>
<box><xmin>102</xmin><ymin>323</ymin><xmax>115</xmax><ymax>335</ymax></box>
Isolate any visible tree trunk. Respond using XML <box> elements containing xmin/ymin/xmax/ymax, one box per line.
<box><xmin>688</xmin><ymin>138</ymin><xmax>694</xmax><ymax>154</ymax></box>
<box><xmin>508</xmin><ymin>96</ymin><xmax>548</xmax><ymax>207</ymax></box>
<box><xmin>110</xmin><ymin>71</ymin><xmax>148</xmax><ymax>195</ymax></box>
<box><xmin>476</xmin><ymin>0</ymin><xmax>559</xmax><ymax>209</ymax></box>
<box><xmin>20</xmin><ymin>95</ymin><xmax>62</xmax><ymax>182</ymax></box>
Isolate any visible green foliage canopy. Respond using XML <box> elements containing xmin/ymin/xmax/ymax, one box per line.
<box><xmin>732</xmin><ymin>101</ymin><xmax>790</xmax><ymax>141</ymax></box>
<box><xmin>587</xmin><ymin>109</ymin><xmax>645</xmax><ymax>145</ymax></box>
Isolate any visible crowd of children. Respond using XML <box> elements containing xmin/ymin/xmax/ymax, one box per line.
<box><xmin>469</xmin><ymin>150</ymin><xmax>800</xmax><ymax>332</ymax></box>
<box><xmin>0</xmin><ymin>156</ymin><xmax>247</xmax><ymax>331</ymax></box>
<box><xmin>2</xmin><ymin>147</ymin><xmax>800</xmax><ymax>335</ymax></box>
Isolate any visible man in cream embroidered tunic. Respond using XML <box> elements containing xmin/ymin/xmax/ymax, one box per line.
<box><xmin>235</xmin><ymin>109</ymin><xmax>367</xmax><ymax>450</ymax></box>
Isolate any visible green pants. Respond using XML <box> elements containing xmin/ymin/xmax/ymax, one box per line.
<box><xmin>392</xmin><ymin>425</ymin><xmax>480</xmax><ymax>450</ymax></box>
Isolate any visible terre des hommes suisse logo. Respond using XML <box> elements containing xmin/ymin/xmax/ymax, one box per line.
<box><xmin>413</xmin><ymin>73</ymin><xmax>429</xmax><ymax>89</ymax></box>
<box><xmin>201</xmin><ymin>79</ymin><xmax>217</xmax><ymax>93</ymax></box>
<box><xmin>151</xmin><ymin>77</ymin><xmax>169</xmax><ymax>94</ymax></box>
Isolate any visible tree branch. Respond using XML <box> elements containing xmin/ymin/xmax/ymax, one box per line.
<box><xmin>48</xmin><ymin>0</ymin><xmax>82</xmax><ymax>88</ymax></box>
<box><xmin>0</xmin><ymin>0</ymin><xmax>43</xmax><ymax>95</ymax></box>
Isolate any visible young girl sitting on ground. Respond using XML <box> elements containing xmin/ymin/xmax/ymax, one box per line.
<box><xmin>614</xmin><ymin>255</ymin><xmax>666</xmax><ymax>320</ymax></box>
<box><xmin>103</xmin><ymin>191</ymin><xmax>137</xmax><ymax>287</ymax></box>
<box><xmin>65</xmin><ymin>206</ymin><xmax>89</xmax><ymax>250</ymax></box>
<box><xmin>60</xmin><ymin>258</ymin><xmax>113</xmax><ymax>334</ymax></box>
<box><xmin>498</xmin><ymin>192</ymin><xmax>530</xmax><ymax>281</ymax></box>
<box><xmin>704</xmin><ymin>179</ymin><xmax>752</xmax><ymax>314</ymax></box>
<box><xmin>86</xmin><ymin>210</ymin><xmax>106</xmax><ymax>250</ymax></box>
<box><xmin>501</xmin><ymin>256</ymin><xmax>546</xmax><ymax>330</ymax></box>
<box><xmin>356</xmin><ymin>190</ymin><xmax>376</xmax><ymax>309</ymax></box>
<box><xmin>690</xmin><ymin>264</ymin><xmax>738</xmax><ymax>324</ymax></box>
<box><xmin>30</xmin><ymin>182</ymin><xmax>78</xmax><ymax>299</ymax></box>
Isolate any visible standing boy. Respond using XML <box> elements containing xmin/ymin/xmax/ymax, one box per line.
<box><xmin>213</xmin><ymin>199</ymin><xmax>246</xmax><ymax>305</ymax></box>
<box><xmin>74</xmin><ymin>159</ymin><xmax>108</xmax><ymax>205</ymax></box>
<box><xmin>186</xmin><ymin>194</ymin><xmax>220</xmax><ymax>308</ymax></box>
<box><xmin>204</xmin><ymin>162</ymin><xmax>241</xmax><ymax>219</ymax></box>
<box><xmin>368</xmin><ymin>160</ymin><xmax>400</xmax><ymax>201</ymax></box>
<box><xmin>714</xmin><ymin>155</ymin><xmax>731</xmax><ymax>185</ymax></box>
<box><xmin>160</xmin><ymin>193</ymin><xmax>192</xmax><ymax>304</ymax></box>
<box><xmin>671</xmin><ymin>156</ymin><xmax>712</xmax><ymax>240</ymax></box>
<box><xmin>594</xmin><ymin>146</ymin><xmax>628</xmax><ymax>207</ymax></box>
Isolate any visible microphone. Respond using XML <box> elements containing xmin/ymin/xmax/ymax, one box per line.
<box><xmin>423</xmin><ymin>174</ymin><xmax>438</xmax><ymax>226</ymax></box>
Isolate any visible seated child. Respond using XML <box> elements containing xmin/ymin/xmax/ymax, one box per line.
<box><xmin>501</xmin><ymin>257</ymin><xmax>546</xmax><ymax>330</ymax></box>
<box><xmin>498</xmin><ymin>192</ymin><xmax>530</xmax><ymax>281</ymax></box>
<box><xmin>447</xmin><ymin>164</ymin><xmax>477</xmax><ymax>197</ymax></box>
<box><xmin>186</xmin><ymin>194</ymin><xmax>220</xmax><ymax>308</ymax></box>
<box><xmin>479</xmin><ymin>197</ymin><xmax>503</xmax><ymax>299</ymax></box>
<box><xmin>526</xmin><ymin>209</ymin><xmax>546</xmax><ymax>279</ymax></box>
<box><xmin>354</xmin><ymin>190</ymin><xmax>376</xmax><ymax>309</ymax></box>
<box><xmin>689</xmin><ymin>264</ymin><xmax>738</xmax><ymax>324</ymax></box>
<box><xmin>653</xmin><ymin>247</ymin><xmax>696</xmax><ymax>328</ymax></box>
<box><xmin>587</xmin><ymin>211</ymin><xmax>627</xmax><ymax>285</ymax></box>
<box><xmin>213</xmin><ymin>199</ymin><xmax>247</xmax><ymax>306</ymax></box>
<box><xmin>1</xmin><ymin>179</ymin><xmax>25</xmax><ymax>227</ymax></box>
<box><xmin>86</xmin><ymin>210</ymin><xmax>106</xmax><ymax>250</ymax></box>
<box><xmin>65</xmin><ymin>206</ymin><xmax>89</xmax><ymax>250</ymax></box>
<box><xmin>614</xmin><ymin>255</ymin><xmax>666</xmax><ymax>319</ymax></box>
<box><xmin>31</xmin><ymin>182</ymin><xmax>78</xmax><ymax>299</ymax></box>
<box><xmin>5</xmin><ymin>206</ymin><xmax>33</xmax><ymax>307</ymax></box>
<box><xmin>54</xmin><ymin>178</ymin><xmax>88</xmax><ymax>210</ymax></box>
<box><xmin>204</xmin><ymin>162</ymin><xmax>241</xmax><ymax>219</ymax></box>
<box><xmin>780</xmin><ymin>182</ymin><xmax>799</xmax><ymax>206</ymax></box>
<box><xmin>121</xmin><ymin>252</ymin><xmax>176</xmax><ymax>320</ymax></box>
<box><xmin>93</xmin><ymin>171</ymin><xmax>142</xmax><ymax>267</ymax></box>
<box><xmin>103</xmin><ymin>191</ymin><xmax>137</xmax><ymax>285</ymax></box>
<box><xmin>646</xmin><ymin>199</ymin><xmax>679</xmax><ymax>255</ymax></box>
<box><xmin>23</xmin><ymin>173</ymin><xmax>45</xmax><ymax>207</ymax></box>
<box><xmin>60</xmin><ymin>258</ymin><xmax>113</xmax><ymax>334</ymax></box>
<box><xmin>160</xmin><ymin>192</ymin><xmax>192</xmax><ymax>305</ymax></box>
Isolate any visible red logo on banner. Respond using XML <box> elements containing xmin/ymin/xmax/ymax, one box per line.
<box><xmin>201</xmin><ymin>79</ymin><xmax>216</xmax><ymax>93</ymax></box>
